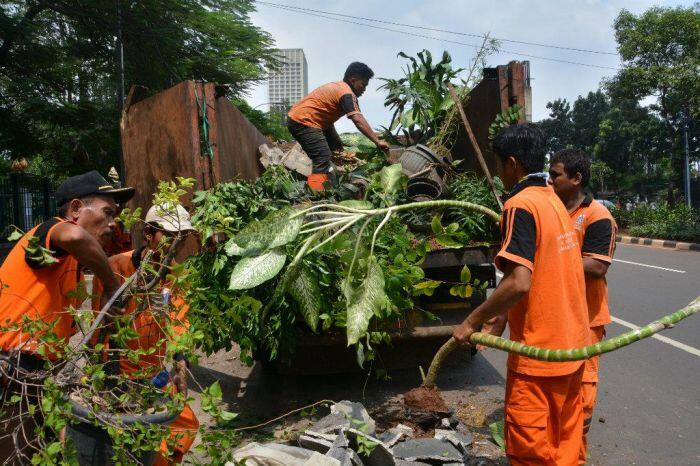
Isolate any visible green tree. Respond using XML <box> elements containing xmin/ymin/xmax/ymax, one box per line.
<box><xmin>0</xmin><ymin>0</ymin><xmax>277</xmax><ymax>177</ymax></box>
<box><xmin>538</xmin><ymin>98</ymin><xmax>573</xmax><ymax>153</ymax></box>
<box><xmin>605</xmin><ymin>5</ymin><xmax>700</xmax><ymax>201</ymax></box>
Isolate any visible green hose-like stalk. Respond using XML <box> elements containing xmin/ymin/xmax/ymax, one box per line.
<box><xmin>422</xmin><ymin>296</ymin><xmax>700</xmax><ymax>388</ymax></box>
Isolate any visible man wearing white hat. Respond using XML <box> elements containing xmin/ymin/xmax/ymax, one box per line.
<box><xmin>92</xmin><ymin>203</ymin><xmax>198</xmax><ymax>465</ymax></box>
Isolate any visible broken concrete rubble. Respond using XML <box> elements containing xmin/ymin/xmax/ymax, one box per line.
<box><xmin>332</xmin><ymin>400</ymin><xmax>377</xmax><ymax>434</ymax></box>
<box><xmin>229</xmin><ymin>442</ymin><xmax>341</xmax><ymax>466</ymax></box>
<box><xmin>231</xmin><ymin>400</ymin><xmax>502</xmax><ymax>466</ymax></box>
<box><xmin>378</xmin><ymin>423</ymin><xmax>414</xmax><ymax>447</ymax></box>
<box><xmin>258</xmin><ymin>142</ymin><xmax>313</xmax><ymax>176</ymax></box>
<box><xmin>393</xmin><ymin>438</ymin><xmax>464</xmax><ymax>463</ymax></box>
<box><xmin>434</xmin><ymin>429</ymin><xmax>473</xmax><ymax>453</ymax></box>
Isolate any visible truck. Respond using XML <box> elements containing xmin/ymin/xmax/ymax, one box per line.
<box><xmin>120</xmin><ymin>61</ymin><xmax>531</xmax><ymax>374</ymax></box>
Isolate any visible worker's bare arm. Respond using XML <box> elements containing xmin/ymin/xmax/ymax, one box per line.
<box><xmin>583</xmin><ymin>257</ymin><xmax>609</xmax><ymax>278</ymax></box>
<box><xmin>452</xmin><ymin>261</ymin><xmax>530</xmax><ymax>345</ymax></box>
<box><xmin>51</xmin><ymin>222</ymin><xmax>120</xmax><ymax>295</ymax></box>
<box><xmin>349</xmin><ymin>113</ymin><xmax>389</xmax><ymax>152</ymax></box>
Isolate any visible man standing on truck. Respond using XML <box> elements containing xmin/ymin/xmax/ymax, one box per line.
<box><xmin>548</xmin><ymin>149</ymin><xmax>617</xmax><ymax>463</ymax></box>
<box><xmin>287</xmin><ymin>62</ymin><xmax>390</xmax><ymax>190</ymax></box>
<box><xmin>452</xmin><ymin>124</ymin><xmax>589</xmax><ymax>465</ymax></box>
<box><xmin>0</xmin><ymin>170</ymin><xmax>134</xmax><ymax>460</ymax></box>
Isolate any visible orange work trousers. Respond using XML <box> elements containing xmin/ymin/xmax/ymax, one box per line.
<box><xmin>579</xmin><ymin>325</ymin><xmax>605</xmax><ymax>464</ymax></box>
<box><xmin>505</xmin><ymin>365</ymin><xmax>584</xmax><ymax>466</ymax></box>
<box><xmin>153</xmin><ymin>399</ymin><xmax>199</xmax><ymax>465</ymax></box>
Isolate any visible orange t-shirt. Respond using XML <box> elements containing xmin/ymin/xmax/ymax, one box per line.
<box><xmin>92</xmin><ymin>249</ymin><xmax>189</xmax><ymax>378</ymax></box>
<box><xmin>570</xmin><ymin>195</ymin><xmax>617</xmax><ymax>327</ymax></box>
<box><xmin>496</xmin><ymin>176</ymin><xmax>589</xmax><ymax>377</ymax></box>
<box><xmin>0</xmin><ymin>218</ymin><xmax>82</xmax><ymax>359</ymax></box>
<box><xmin>287</xmin><ymin>81</ymin><xmax>361</xmax><ymax>130</ymax></box>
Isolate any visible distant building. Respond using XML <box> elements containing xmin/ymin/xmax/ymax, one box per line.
<box><xmin>268</xmin><ymin>48</ymin><xmax>308</xmax><ymax>116</ymax></box>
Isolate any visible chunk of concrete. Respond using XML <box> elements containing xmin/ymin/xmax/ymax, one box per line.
<box><xmin>434</xmin><ymin>428</ymin><xmax>473</xmax><ymax>453</ymax></box>
<box><xmin>304</xmin><ymin>452</ymin><xmax>342</xmax><ymax>466</ymax></box>
<box><xmin>299</xmin><ymin>432</ymin><xmax>336</xmax><ymax>453</ymax></box>
<box><xmin>346</xmin><ymin>428</ymin><xmax>395</xmax><ymax>466</ymax></box>
<box><xmin>282</xmin><ymin>143</ymin><xmax>313</xmax><ymax>176</ymax></box>
<box><xmin>393</xmin><ymin>438</ymin><xmax>464</xmax><ymax>463</ymax></box>
<box><xmin>326</xmin><ymin>431</ymin><xmax>363</xmax><ymax>466</ymax></box>
<box><xmin>258</xmin><ymin>144</ymin><xmax>286</xmax><ymax>168</ymax></box>
<box><xmin>230</xmin><ymin>442</ymin><xmax>320</xmax><ymax>466</ymax></box>
<box><xmin>332</xmin><ymin>400</ymin><xmax>376</xmax><ymax>434</ymax></box>
<box><xmin>310</xmin><ymin>412</ymin><xmax>352</xmax><ymax>434</ymax></box>
<box><xmin>378</xmin><ymin>424</ymin><xmax>414</xmax><ymax>448</ymax></box>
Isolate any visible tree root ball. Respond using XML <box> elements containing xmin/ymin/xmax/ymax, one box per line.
<box><xmin>403</xmin><ymin>386</ymin><xmax>450</xmax><ymax>414</ymax></box>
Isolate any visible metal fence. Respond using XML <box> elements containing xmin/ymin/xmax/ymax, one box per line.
<box><xmin>0</xmin><ymin>173</ymin><xmax>59</xmax><ymax>235</ymax></box>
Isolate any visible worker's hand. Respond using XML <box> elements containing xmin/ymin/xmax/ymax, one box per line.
<box><xmin>376</xmin><ymin>140</ymin><xmax>390</xmax><ymax>153</ymax></box>
<box><xmin>476</xmin><ymin>315</ymin><xmax>507</xmax><ymax>351</ymax></box>
<box><xmin>172</xmin><ymin>359</ymin><xmax>188</xmax><ymax>397</ymax></box>
<box><xmin>452</xmin><ymin>319</ymin><xmax>481</xmax><ymax>347</ymax></box>
<box><xmin>102</xmin><ymin>287</ymin><xmax>127</xmax><ymax>321</ymax></box>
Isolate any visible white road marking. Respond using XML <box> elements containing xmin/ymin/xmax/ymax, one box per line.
<box><xmin>611</xmin><ymin>316</ymin><xmax>700</xmax><ymax>357</ymax></box>
<box><xmin>612</xmin><ymin>259</ymin><xmax>686</xmax><ymax>274</ymax></box>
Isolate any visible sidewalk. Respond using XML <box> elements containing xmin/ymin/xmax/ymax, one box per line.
<box><xmin>616</xmin><ymin>234</ymin><xmax>700</xmax><ymax>251</ymax></box>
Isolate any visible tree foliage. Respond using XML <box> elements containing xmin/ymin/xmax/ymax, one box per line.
<box><xmin>605</xmin><ymin>5</ymin><xmax>700</xmax><ymax>199</ymax></box>
<box><xmin>0</xmin><ymin>0</ymin><xmax>277</xmax><ymax>177</ymax></box>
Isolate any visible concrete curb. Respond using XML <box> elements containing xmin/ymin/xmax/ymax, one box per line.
<box><xmin>616</xmin><ymin>235</ymin><xmax>700</xmax><ymax>251</ymax></box>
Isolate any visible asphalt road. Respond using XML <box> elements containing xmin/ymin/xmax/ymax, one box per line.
<box><xmin>479</xmin><ymin>243</ymin><xmax>700</xmax><ymax>465</ymax></box>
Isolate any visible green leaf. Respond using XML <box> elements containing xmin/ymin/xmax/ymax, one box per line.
<box><xmin>208</xmin><ymin>381</ymin><xmax>223</xmax><ymax>399</ymax></box>
<box><xmin>229</xmin><ymin>249</ymin><xmax>286</xmax><ymax>290</ymax></box>
<box><xmin>226</xmin><ymin>207</ymin><xmax>303</xmax><ymax>256</ymax></box>
<box><xmin>446</xmin><ymin>222</ymin><xmax>460</xmax><ymax>234</ymax></box>
<box><xmin>435</xmin><ymin>235</ymin><xmax>464</xmax><ymax>248</ymax></box>
<box><xmin>431</xmin><ymin>215</ymin><xmax>443</xmax><ymax>235</ymax></box>
<box><xmin>288</xmin><ymin>264</ymin><xmax>322</xmax><ymax>331</ymax></box>
<box><xmin>413</xmin><ymin>280</ymin><xmax>442</xmax><ymax>297</ymax></box>
<box><xmin>6</xmin><ymin>229</ymin><xmax>22</xmax><ymax>242</ymax></box>
<box><xmin>346</xmin><ymin>256</ymin><xmax>386</xmax><ymax>345</ymax></box>
<box><xmin>218</xmin><ymin>410</ymin><xmax>238</xmax><ymax>421</ymax></box>
<box><xmin>489</xmin><ymin>419</ymin><xmax>505</xmax><ymax>451</ymax></box>
<box><xmin>460</xmin><ymin>266</ymin><xmax>472</xmax><ymax>283</ymax></box>
<box><xmin>379</xmin><ymin>164</ymin><xmax>405</xmax><ymax>195</ymax></box>
<box><xmin>339</xmin><ymin>200</ymin><xmax>374</xmax><ymax>210</ymax></box>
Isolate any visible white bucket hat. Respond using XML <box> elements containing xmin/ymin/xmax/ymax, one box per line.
<box><xmin>145</xmin><ymin>203</ymin><xmax>195</xmax><ymax>233</ymax></box>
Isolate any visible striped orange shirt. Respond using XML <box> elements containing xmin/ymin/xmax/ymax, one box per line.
<box><xmin>288</xmin><ymin>81</ymin><xmax>361</xmax><ymax>130</ymax></box>
<box><xmin>570</xmin><ymin>195</ymin><xmax>617</xmax><ymax>327</ymax></box>
<box><xmin>496</xmin><ymin>176</ymin><xmax>589</xmax><ymax>377</ymax></box>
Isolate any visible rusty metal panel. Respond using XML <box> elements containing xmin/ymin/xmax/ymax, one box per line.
<box><xmin>121</xmin><ymin>80</ymin><xmax>201</xmax><ymax>213</ymax></box>
<box><xmin>211</xmin><ymin>84</ymin><xmax>266</xmax><ymax>183</ymax></box>
<box><xmin>450</xmin><ymin>61</ymin><xmax>528</xmax><ymax>178</ymax></box>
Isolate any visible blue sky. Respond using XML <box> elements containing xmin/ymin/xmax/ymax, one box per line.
<box><xmin>246</xmin><ymin>0</ymin><xmax>693</xmax><ymax>133</ymax></box>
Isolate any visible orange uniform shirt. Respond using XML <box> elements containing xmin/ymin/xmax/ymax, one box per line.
<box><xmin>288</xmin><ymin>81</ymin><xmax>361</xmax><ymax>130</ymax></box>
<box><xmin>496</xmin><ymin>176</ymin><xmax>589</xmax><ymax>377</ymax></box>
<box><xmin>570</xmin><ymin>195</ymin><xmax>617</xmax><ymax>327</ymax></box>
<box><xmin>0</xmin><ymin>218</ymin><xmax>82</xmax><ymax>359</ymax></box>
<box><xmin>92</xmin><ymin>249</ymin><xmax>189</xmax><ymax>377</ymax></box>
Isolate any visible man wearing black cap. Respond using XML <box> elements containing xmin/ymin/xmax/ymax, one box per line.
<box><xmin>0</xmin><ymin>170</ymin><xmax>135</xmax><ymax>459</ymax></box>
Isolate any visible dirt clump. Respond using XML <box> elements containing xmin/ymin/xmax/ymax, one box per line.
<box><xmin>403</xmin><ymin>386</ymin><xmax>450</xmax><ymax>414</ymax></box>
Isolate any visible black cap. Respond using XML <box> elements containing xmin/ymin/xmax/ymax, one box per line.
<box><xmin>55</xmin><ymin>170</ymin><xmax>135</xmax><ymax>206</ymax></box>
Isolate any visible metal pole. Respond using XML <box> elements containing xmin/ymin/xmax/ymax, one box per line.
<box><xmin>684</xmin><ymin>119</ymin><xmax>691</xmax><ymax>208</ymax></box>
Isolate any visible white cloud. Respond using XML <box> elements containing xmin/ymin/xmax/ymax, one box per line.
<box><xmin>247</xmin><ymin>0</ymin><xmax>694</xmax><ymax>132</ymax></box>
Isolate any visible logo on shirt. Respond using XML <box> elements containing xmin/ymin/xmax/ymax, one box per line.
<box><xmin>575</xmin><ymin>214</ymin><xmax>585</xmax><ymax>231</ymax></box>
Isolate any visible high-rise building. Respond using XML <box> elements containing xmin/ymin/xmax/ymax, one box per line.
<box><xmin>268</xmin><ymin>48</ymin><xmax>308</xmax><ymax>115</ymax></box>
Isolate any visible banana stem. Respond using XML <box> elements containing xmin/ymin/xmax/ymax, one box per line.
<box><xmin>421</xmin><ymin>296</ymin><xmax>700</xmax><ymax>388</ymax></box>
